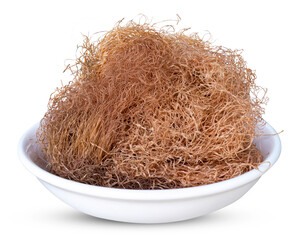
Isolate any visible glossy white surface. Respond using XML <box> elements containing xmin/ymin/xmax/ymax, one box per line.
<box><xmin>18</xmin><ymin>122</ymin><xmax>281</xmax><ymax>223</ymax></box>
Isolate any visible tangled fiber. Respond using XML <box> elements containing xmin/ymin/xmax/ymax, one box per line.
<box><xmin>37</xmin><ymin>18</ymin><xmax>267</xmax><ymax>189</ymax></box>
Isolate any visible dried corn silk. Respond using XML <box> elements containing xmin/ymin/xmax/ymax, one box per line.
<box><xmin>37</xmin><ymin>19</ymin><xmax>267</xmax><ymax>189</ymax></box>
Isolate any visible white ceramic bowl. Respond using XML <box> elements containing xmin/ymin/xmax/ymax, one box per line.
<box><xmin>18</xmin><ymin>122</ymin><xmax>281</xmax><ymax>223</ymax></box>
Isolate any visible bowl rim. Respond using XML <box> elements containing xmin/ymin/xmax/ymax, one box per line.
<box><xmin>18</xmin><ymin>121</ymin><xmax>281</xmax><ymax>201</ymax></box>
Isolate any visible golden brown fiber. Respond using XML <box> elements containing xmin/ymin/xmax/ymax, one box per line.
<box><xmin>37</xmin><ymin>19</ymin><xmax>267</xmax><ymax>189</ymax></box>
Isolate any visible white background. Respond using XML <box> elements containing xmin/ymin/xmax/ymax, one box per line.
<box><xmin>0</xmin><ymin>0</ymin><xmax>299</xmax><ymax>239</ymax></box>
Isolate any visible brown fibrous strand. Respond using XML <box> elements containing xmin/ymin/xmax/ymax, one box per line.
<box><xmin>37</xmin><ymin>19</ymin><xmax>267</xmax><ymax>189</ymax></box>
